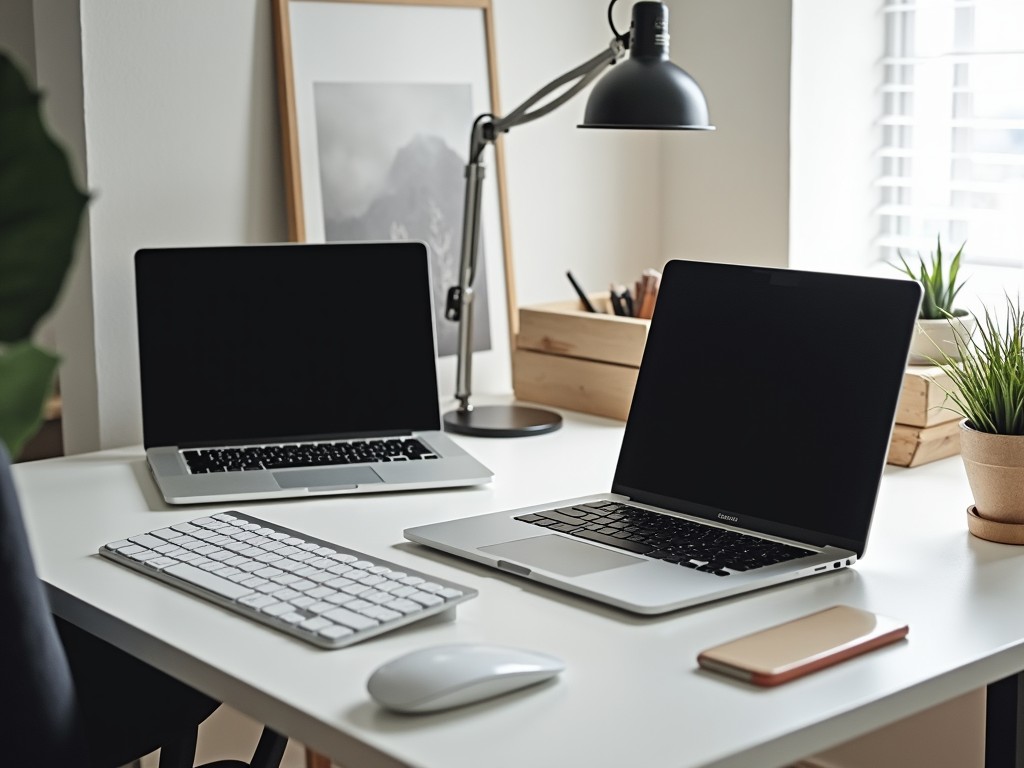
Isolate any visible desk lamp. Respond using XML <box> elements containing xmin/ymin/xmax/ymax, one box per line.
<box><xmin>442</xmin><ymin>0</ymin><xmax>715</xmax><ymax>437</ymax></box>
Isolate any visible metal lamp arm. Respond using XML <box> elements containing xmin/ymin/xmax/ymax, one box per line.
<box><xmin>492</xmin><ymin>39</ymin><xmax>625</xmax><ymax>137</ymax></box>
<box><xmin>449</xmin><ymin>37</ymin><xmax>627</xmax><ymax>411</ymax></box>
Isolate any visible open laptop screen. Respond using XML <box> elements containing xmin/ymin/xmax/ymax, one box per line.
<box><xmin>612</xmin><ymin>260</ymin><xmax>921</xmax><ymax>554</ymax></box>
<box><xmin>136</xmin><ymin>242</ymin><xmax>442</xmax><ymax>448</ymax></box>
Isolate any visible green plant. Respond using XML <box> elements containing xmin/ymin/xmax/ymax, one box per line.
<box><xmin>894</xmin><ymin>235</ymin><xmax>968</xmax><ymax>320</ymax></box>
<box><xmin>0</xmin><ymin>53</ymin><xmax>88</xmax><ymax>456</ymax></box>
<box><xmin>939</xmin><ymin>296</ymin><xmax>1024</xmax><ymax>435</ymax></box>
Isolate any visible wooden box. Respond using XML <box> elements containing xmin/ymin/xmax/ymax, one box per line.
<box><xmin>514</xmin><ymin>305</ymin><xmax>964</xmax><ymax>468</ymax></box>
<box><xmin>887</xmin><ymin>365</ymin><xmax>962</xmax><ymax>467</ymax></box>
<box><xmin>893</xmin><ymin>364</ymin><xmax>959</xmax><ymax>428</ymax></box>
<box><xmin>887</xmin><ymin>420</ymin><xmax>962</xmax><ymax>468</ymax></box>
<box><xmin>513</xmin><ymin>298</ymin><xmax>649</xmax><ymax>421</ymax></box>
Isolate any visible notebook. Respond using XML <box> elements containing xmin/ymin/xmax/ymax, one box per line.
<box><xmin>405</xmin><ymin>259</ymin><xmax>922</xmax><ymax>615</ymax></box>
<box><xmin>135</xmin><ymin>242</ymin><xmax>493</xmax><ymax>505</ymax></box>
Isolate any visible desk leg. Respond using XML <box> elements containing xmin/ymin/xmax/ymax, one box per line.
<box><xmin>987</xmin><ymin>674</ymin><xmax>1024</xmax><ymax>767</ymax></box>
<box><xmin>306</xmin><ymin>748</ymin><xmax>332</xmax><ymax>768</ymax></box>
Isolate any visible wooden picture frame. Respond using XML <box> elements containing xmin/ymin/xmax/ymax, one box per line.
<box><xmin>273</xmin><ymin>0</ymin><xmax>516</xmax><ymax>397</ymax></box>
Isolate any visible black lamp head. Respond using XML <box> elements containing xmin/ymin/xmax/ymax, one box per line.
<box><xmin>580</xmin><ymin>1</ymin><xmax>715</xmax><ymax>131</ymax></box>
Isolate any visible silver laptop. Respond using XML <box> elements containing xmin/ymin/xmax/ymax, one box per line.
<box><xmin>406</xmin><ymin>260</ymin><xmax>922</xmax><ymax>615</ymax></box>
<box><xmin>136</xmin><ymin>242</ymin><xmax>492</xmax><ymax>505</ymax></box>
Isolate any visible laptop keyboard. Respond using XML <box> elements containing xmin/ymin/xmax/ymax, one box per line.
<box><xmin>99</xmin><ymin>511</ymin><xmax>476</xmax><ymax>649</ymax></box>
<box><xmin>182</xmin><ymin>437</ymin><xmax>436</xmax><ymax>474</ymax></box>
<box><xmin>514</xmin><ymin>501</ymin><xmax>814</xmax><ymax>576</ymax></box>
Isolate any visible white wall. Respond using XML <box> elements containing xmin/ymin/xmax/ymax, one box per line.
<box><xmin>660</xmin><ymin>0</ymin><xmax>793</xmax><ymax>267</ymax></box>
<box><xmin>0</xmin><ymin>0</ymin><xmax>35</xmax><ymax>84</ymax></box>
<box><xmin>26</xmin><ymin>0</ymin><xmax>664</xmax><ymax>451</ymax></box>
<box><xmin>789</xmin><ymin>0</ymin><xmax>883</xmax><ymax>274</ymax></box>
<box><xmin>493</xmin><ymin>0</ymin><xmax>661</xmax><ymax>303</ymax></box>
<box><xmin>77</xmin><ymin>1</ymin><xmax>286</xmax><ymax>450</ymax></box>
<box><xmin>16</xmin><ymin>0</ymin><xmax>809</xmax><ymax>452</ymax></box>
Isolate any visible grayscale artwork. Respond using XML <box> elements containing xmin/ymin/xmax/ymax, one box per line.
<box><xmin>314</xmin><ymin>82</ymin><xmax>491</xmax><ymax>357</ymax></box>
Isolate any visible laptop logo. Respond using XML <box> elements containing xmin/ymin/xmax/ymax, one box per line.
<box><xmin>718</xmin><ymin>513</ymin><xmax>739</xmax><ymax>523</ymax></box>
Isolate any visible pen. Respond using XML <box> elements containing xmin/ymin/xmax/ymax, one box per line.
<box><xmin>610</xmin><ymin>285</ymin><xmax>627</xmax><ymax>316</ymax></box>
<box><xmin>567</xmin><ymin>271</ymin><xmax>600</xmax><ymax>313</ymax></box>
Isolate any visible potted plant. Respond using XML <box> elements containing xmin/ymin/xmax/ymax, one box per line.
<box><xmin>894</xmin><ymin>236</ymin><xmax>976</xmax><ymax>364</ymax></box>
<box><xmin>0</xmin><ymin>52</ymin><xmax>88</xmax><ymax>457</ymax></box>
<box><xmin>936</xmin><ymin>297</ymin><xmax>1024</xmax><ymax>543</ymax></box>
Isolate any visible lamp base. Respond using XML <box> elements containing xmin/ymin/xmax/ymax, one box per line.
<box><xmin>442</xmin><ymin>404</ymin><xmax>562</xmax><ymax>438</ymax></box>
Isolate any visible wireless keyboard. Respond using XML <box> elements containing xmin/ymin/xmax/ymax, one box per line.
<box><xmin>99</xmin><ymin>511</ymin><xmax>477</xmax><ymax>649</ymax></box>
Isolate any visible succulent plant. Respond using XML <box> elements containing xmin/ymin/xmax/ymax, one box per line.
<box><xmin>894</xmin><ymin>235</ymin><xmax>967</xmax><ymax>320</ymax></box>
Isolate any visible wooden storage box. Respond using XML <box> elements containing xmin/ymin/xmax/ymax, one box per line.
<box><xmin>894</xmin><ymin>364</ymin><xmax>958</xmax><ymax>428</ymax></box>
<box><xmin>887</xmin><ymin>420</ymin><xmax>962</xmax><ymax>468</ymax></box>
<box><xmin>513</xmin><ymin>297</ymin><xmax>649</xmax><ymax>421</ymax></box>
<box><xmin>887</xmin><ymin>364</ymin><xmax>962</xmax><ymax>468</ymax></box>
<box><xmin>514</xmin><ymin>306</ymin><xmax>964</xmax><ymax>468</ymax></box>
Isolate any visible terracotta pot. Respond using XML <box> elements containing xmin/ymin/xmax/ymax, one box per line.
<box><xmin>909</xmin><ymin>314</ymin><xmax>976</xmax><ymax>365</ymax></box>
<box><xmin>961</xmin><ymin>420</ymin><xmax>1024</xmax><ymax>543</ymax></box>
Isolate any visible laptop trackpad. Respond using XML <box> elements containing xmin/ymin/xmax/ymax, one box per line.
<box><xmin>272</xmin><ymin>466</ymin><xmax>383</xmax><ymax>489</ymax></box>
<box><xmin>480</xmin><ymin>535</ymin><xmax>642</xmax><ymax>577</ymax></box>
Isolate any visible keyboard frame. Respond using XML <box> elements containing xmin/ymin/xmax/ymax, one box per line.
<box><xmin>99</xmin><ymin>511</ymin><xmax>478</xmax><ymax>649</ymax></box>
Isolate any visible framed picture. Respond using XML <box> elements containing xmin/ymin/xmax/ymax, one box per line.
<box><xmin>273</xmin><ymin>0</ymin><xmax>515</xmax><ymax>398</ymax></box>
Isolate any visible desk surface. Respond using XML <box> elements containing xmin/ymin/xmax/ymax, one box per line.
<box><xmin>14</xmin><ymin>408</ymin><xmax>1024</xmax><ymax>768</ymax></box>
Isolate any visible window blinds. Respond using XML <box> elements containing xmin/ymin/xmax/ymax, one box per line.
<box><xmin>878</xmin><ymin>0</ymin><xmax>1024</xmax><ymax>266</ymax></box>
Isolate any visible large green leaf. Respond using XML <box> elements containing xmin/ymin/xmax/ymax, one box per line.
<box><xmin>0</xmin><ymin>53</ymin><xmax>89</xmax><ymax>343</ymax></box>
<box><xmin>0</xmin><ymin>341</ymin><xmax>59</xmax><ymax>456</ymax></box>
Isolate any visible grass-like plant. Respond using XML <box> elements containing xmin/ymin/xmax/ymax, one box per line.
<box><xmin>894</xmin><ymin>236</ymin><xmax>968</xmax><ymax>320</ymax></box>
<box><xmin>939</xmin><ymin>296</ymin><xmax>1024</xmax><ymax>436</ymax></box>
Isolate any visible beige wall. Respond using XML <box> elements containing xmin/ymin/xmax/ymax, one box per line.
<box><xmin>660</xmin><ymin>0</ymin><xmax>793</xmax><ymax>268</ymax></box>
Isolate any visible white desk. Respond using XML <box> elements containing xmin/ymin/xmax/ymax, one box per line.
<box><xmin>13</xmin><ymin>409</ymin><xmax>1024</xmax><ymax>768</ymax></box>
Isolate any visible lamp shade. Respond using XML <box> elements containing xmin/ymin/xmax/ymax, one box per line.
<box><xmin>580</xmin><ymin>2</ymin><xmax>715</xmax><ymax>130</ymax></box>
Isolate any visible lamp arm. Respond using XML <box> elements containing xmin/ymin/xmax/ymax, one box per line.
<box><xmin>492</xmin><ymin>39</ymin><xmax>625</xmax><ymax>135</ymax></box>
<box><xmin>447</xmin><ymin>38</ymin><xmax>626</xmax><ymax>412</ymax></box>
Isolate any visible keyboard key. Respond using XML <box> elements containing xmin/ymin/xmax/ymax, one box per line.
<box><xmin>163</xmin><ymin>563</ymin><xmax>254</xmax><ymax>600</ymax></box>
<box><xmin>299</xmin><ymin>617</ymin><xmax>333</xmax><ymax>632</ymax></box>
<box><xmin>361</xmin><ymin>605</ymin><xmax>402</xmax><ymax>622</ymax></box>
<box><xmin>385</xmin><ymin>598</ymin><xmax>424</xmax><ymax>615</ymax></box>
<box><xmin>128</xmin><ymin>534</ymin><xmax>167</xmax><ymax>549</ymax></box>
<box><xmin>324</xmin><ymin>607</ymin><xmax>379</xmax><ymax>631</ymax></box>
<box><xmin>262</xmin><ymin>602</ymin><xmax>291</xmax><ymax>617</ymax></box>
<box><xmin>572</xmin><ymin>529</ymin><xmax>654</xmax><ymax>554</ymax></box>
<box><xmin>408</xmin><ymin>591</ymin><xmax>443</xmax><ymax>607</ymax></box>
<box><xmin>239</xmin><ymin>594</ymin><xmax>279</xmax><ymax>610</ymax></box>
<box><xmin>319</xmin><ymin>625</ymin><xmax>354</xmax><ymax>641</ymax></box>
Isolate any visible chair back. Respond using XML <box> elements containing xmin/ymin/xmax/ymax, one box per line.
<box><xmin>0</xmin><ymin>443</ymin><xmax>88</xmax><ymax>766</ymax></box>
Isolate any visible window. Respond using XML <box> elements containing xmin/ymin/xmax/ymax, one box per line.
<box><xmin>878</xmin><ymin>0</ymin><xmax>1024</xmax><ymax>267</ymax></box>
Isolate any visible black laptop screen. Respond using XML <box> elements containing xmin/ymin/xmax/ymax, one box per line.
<box><xmin>136</xmin><ymin>242</ymin><xmax>442</xmax><ymax>448</ymax></box>
<box><xmin>612</xmin><ymin>260</ymin><xmax>922</xmax><ymax>554</ymax></box>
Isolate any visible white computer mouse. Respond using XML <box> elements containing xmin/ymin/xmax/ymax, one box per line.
<box><xmin>366</xmin><ymin>642</ymin><xmax>565</xmax><ymax>714</ymax></box>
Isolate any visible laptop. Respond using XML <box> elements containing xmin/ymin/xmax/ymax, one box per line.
<box><xmin>136</xmin><ymin>241</ymin><xmax>493</xmax><ymax>505</ymax></box>
<box><xmin>405</xmin><ymin>259</ymin><xmax>922</xmax><ymax>615</ymax></box>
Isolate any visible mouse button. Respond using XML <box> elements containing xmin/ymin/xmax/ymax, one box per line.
<box><xmin>366</xmin><ymin>662</ymin><xmax>439</xmax><ymax>710</ymax></box>
<box><xmin>366</xmin><ymin>645</ymin><xmax>474</xmax><ymax>709</ymax></box>
<box><xmin>419</xmin><ymin>666</ymin><xmax>562</xmax><ymax>712</ymax></box>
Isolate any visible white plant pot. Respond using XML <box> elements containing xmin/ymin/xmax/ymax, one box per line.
<box><xmin>908</xmin><ymin>314</ymin><xmax>976</xmax><ymax>365</ymax></box>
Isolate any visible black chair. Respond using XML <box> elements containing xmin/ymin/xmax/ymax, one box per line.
<box><xmin>0</xmin><ymin>443</ymin><xmax>288</xmax><ymax>768</ymax></box>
